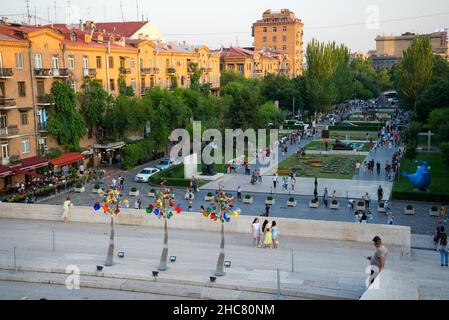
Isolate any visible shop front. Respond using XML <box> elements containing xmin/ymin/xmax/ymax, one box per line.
<box><xmin>93</xmin><ymin>142</ymin><xmax>125</xmax><ymax>167</ymax></box>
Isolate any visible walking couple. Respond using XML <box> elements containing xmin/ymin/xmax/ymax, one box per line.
<box><xmin>252</xmin><ymin>218</ymin><xmax>279</xmax><ymax>249</ymax></box>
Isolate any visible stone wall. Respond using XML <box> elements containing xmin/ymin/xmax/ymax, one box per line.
<box><xmin>0</xmin><ymin>203</ymin><xmax>411</xmax><ymax>256</ymax></box>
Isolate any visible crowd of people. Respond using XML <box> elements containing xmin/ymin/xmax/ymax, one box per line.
<box><xmin>251</xmin><ymin>218</ymin><xmax>279</xmax><ymax>249</ymax></box>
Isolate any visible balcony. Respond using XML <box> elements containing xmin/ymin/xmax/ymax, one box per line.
<box><xmin>201</xmin><ymin>67</ymin><xmax>212</xmax><ymax>73</ymax></box>
<box><xmin>52</xmin><ymin>68</ymin><xmax>69</xmax><ymax>78</ymax></box>
<box><xmin>36</xmin><ymin>96</ymin><xmax>52</xmax><ymax>105</ymax></box>
<box><xmin>166</xmin><ymin>67</ymin><xmax>176</xmax><ymax>75</ymax></box>
<box><xmin>34</xmin><ymin>68</ymin><xmax>53</xmax><ymax>78</ymax></box>
<box><xmin>37</xmin><ymin>121</ymin><xmax>48</xmax><ymax>132</ymax></box>
<box><xmin>141</xmin><ymin>67</ymin><xmax>160</xmax><ymax>75</ymax></box>
<box><xmin>0</xmin><ymin>125</ymin><xmax>20</xmax><ymax>139</ymax></box>
<box><xmin>83</xmin><ymin>68</ymin><xmax>97</xmax><ymax>78</ymax></box>
<box><xmin>0</xmin><ymin>68</ymin><xmax>13</xmax><ymax>79</ymax></box>
<box><xmin>0</xmin><ymin>97</ymin><xmax>16</xmax><ymax>110</ymax></box>
<box><xmin>1</xmin><ymin>154</ymin><xmax>20</xmax><ymax>166</ymax></box>
<box><xmin>254</xmin><ymin>69</ymin><xmax>263</xmax><ymax>74</ymax></box>
<box><xmin>119</xmin><ymin>67</ymin><xmax>132</xmax><ymax>76</ymax></box>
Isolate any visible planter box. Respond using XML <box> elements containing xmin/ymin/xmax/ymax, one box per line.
<box><xmin>309</xmin><ymin>201</ymin><xmax>319</xmax><ymax>209</ymax></box>
<box><xmin>330</xmin><ymin>202</ymin><xmax>339</xmax><ymax>210</ymax></box>
<box><xmin>129</xmin><ymin>190</ymin><xmax>140</xmax><ymax>197</ymax></box>
<box><xmin>404</xmin><ymin>207</ymin><xmax>414</xmax><ymax>215</ymax></box>
<box><xmin>243</xmin><ymin>197</ymin><xmax>253</xmax><ymax>204</ymax></box>
<box><xmin>265</xmin><ymin>199</ymin><xmax>275</xmax><ymax>205</ymax></box>
<box><xmin>92</xmin><ymin>188</ymin><xmax>103</xmax><ymax>194</ymax></box>
<box><xmin>356</xmin><ymin>204</ymin><xmax>366</xmax><ymax>211</ymax></box>
<box><xmin>74</xmin><ymin>186</ymin><xmax>85</xmax><ymax>193</ymax></box>
<box><xmin>205</xmin><ymin>195</ymin><xmax>215</xmax><ymax>201</ymax></box>
<box><xmin>430</xmin><ymin>209</ymin><xmax>439</xmax><ymax>217</ymax></box>
<box><xmin>377</xmin><ymin>205</ymin><xmax>386</xmax><ymax>213</ymax></box>
<box><xmin>147</xmin><ymin>192</ymin><xmax>156</xmax><ymax>197</ymax></box>
<box><xmin>287</xmin><ymin>200</ymin><xmax>297</xmax><ymax>207</ymax></box>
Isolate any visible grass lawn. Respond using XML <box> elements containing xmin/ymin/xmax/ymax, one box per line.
<box><xmin>329</xmin><ymin>132</ymin><xmax>377</xmax><ymax>141</ymax></box>
<box><xmin>305</xmin><ymin>140</ymin><xmax>371</xmax><ymax>152</ymax></box>
<box><xmin>392</xmin><ymin>152</ymin><xmax>449</xmax><ymax>201</ymax></box>
<box><xmin>277</xmin><ymin>154</ymin><xmax>366</xmax><ymax>179</ymax></box>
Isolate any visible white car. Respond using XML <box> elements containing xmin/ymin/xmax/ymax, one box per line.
<box><xmin>134</xmin><ymin>167</ymin><xmax>160</xmax><ymax>183</ymax></box>
<box><xmin>294</xmin><ymin>121</ymin><xmax>305</xmax><ymax>126</ymax></box>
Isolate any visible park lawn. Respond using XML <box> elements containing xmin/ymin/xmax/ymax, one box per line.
<box><xmin>277</xmin><ymin>154</ymin><xmax>366</xmax><ymax>179</ymax></box>
<box><xmin>305</xmin><ymin>140</ymin><xmax>371</xmax><ymax>152</ymax></box>
<box><xmin>392</xmin><ymin>152</ymin><xmax>449</xmax><ymax>201</ymax></box>
<box><xmin>329</xmin><ymin>132</ymin><xmax>377</xmax><ymax>141</ymax></box>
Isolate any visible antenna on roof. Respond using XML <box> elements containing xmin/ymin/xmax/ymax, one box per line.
<box><xmin>25</xmin><ymin>0</ymin><xmax>31</xmax><ymax>24</ymax></box>
<box><xmin>136</xmin><ymin>0</ymin><xmax>139</xmax><ymax>21</ymax></box>
<box><xmin>53</xmin><ymin>0</ymin><xmax>57</xmax><ymax>24</ymax></box>
<box><xmin>120</xmin><ymin>0</ymin><xmax>125</xmax><ymax>22</ymax></box>
<box><xmin>67</xmin><ymin>0</ymin><xmax>71</xmax><ymax>24</ymax></box>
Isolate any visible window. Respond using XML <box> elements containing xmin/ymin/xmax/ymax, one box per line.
<box><xmin>263</xmin><ymin>36</ymin><xmax>267</xmax><ymax>43</ymax></box>
<box><xmin>68</xmin><ymin>55</ymin><xmax>75</xmax><ymax>69</ymax></box>
<box><xmin>96</xmin><ymin>56</ymin><xmax>102</xmax><ymax>68</ymax></box>
<box><xmin>34</xmin><ymin>53</ymin><xmax>42</xmax><ymax>69</ymax></box>
<box><xmin>282</xmin><ymin>35</ymin><xmax>287</xmax><ymax>42</ymax></box>
<box><xmin>273</xmin><ymin>45</ymin><xmax>277</xmax><ymax>51</ymax></box>
<box><xmin>18</xmin><ymin>82</ymin><xmax>26</xmax><ymax>97</ymax></box>
<box><xmin>15</xmin><ymin>53</ymin><xmax>24</xmax><ymax>69</ymax></box>
<box><xmin>282</xmin><ymin>45</ymin><xmax>287</xmax><ymax>51</ymax></box>
<box><xmin>283</xmin><ymin>26</ymin><xmax>287</xmax><ymax>32</ymax></box>
<box><xmin>1</xmin><ymin>143</ymin><xmax>9</xmax><ymax>159</ymax></box>
<box><xmin>70</xmin><ymin>32</ymin><xmax>77</xmax><ymax>42</ymax></box>
<box><xmin>228</xmin><ymin>64</ymin><xmax>234</xmax><ymax>70</ymax></box>
<box><xmin>263</xmin><ymin>27</ymin><xmax>267</xmax><ymax>33</ymax></box>
<box><xmin>83</xmin><ymin>56</ymin><xmax>89</xmax><ymax>69</ymax></box>
<box><xmin>272</xmin><ymin>36</ymin><xmax>277</xmax><ymax>42</ymax></box>
<box><xmin>69</xmin><ymin>80</ymin><xmax>76</xmax><ymax>93</ymax></box>
<box><xmin>22</xmin><ymin>138</ymin><xmax>30</xmax><ymax>154</ymax></box>
<box><xmin>20</xmin><ymin>112</ymin><xmax>28</xmax><ymax>125</ymax></box>
<box><xmin>0</xmin><ymin>81</ymin><xmax>5</xmax><ymax>96</ymax></box>
<box><xmin>52</xmin><ymin>55</ymin><xmax>59</xmax><ymax>69</ymax></box>
<box><xmin>37</xmin><ymin>80</ymin><xmax>45</xmax><ymax>97</ymax></box>
<box><xmin>237</xmin><ymin>64</ymin><xmax>244</xmax><ymax>73</ymax></box>
<box><xmin>130</xmin><ymin>79</ymin><xmax>136</xmax><ymax>90</ymax></box>
<box><xmin>130</xmin><ymin>58</ymin><xmax>135</xmax><ymax>69</ymax></box>
<box><xmin>273</xmin><ymin>27</ymin><xmax>277</xmax><ymax>32</ymax></box>
<box><xmin>110</xmin><ymin>79</ymin><xmax>115</xmax><ymax>91</ymax></box>
<box><xmin>140</xmin><ymin>58</ymin><xmax>144</xmax><ymax>68</ymax></box>
<box><xmin>108</xmin><ymin>56</ymin><xmax>114</xmax><ymax>68</ymax></box>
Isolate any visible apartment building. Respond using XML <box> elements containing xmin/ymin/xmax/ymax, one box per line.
<box><xmin>0</xmin><ymin>20</ymin><xmax>220</xmax><ymax>191</ymax></box>
<box><xmin>219</xmin><ymin>46</ymin><xmax>291</xmax><ymax>78</ymax></box>
<box><xmin>252</xmin><ymin>9</ymin><xmax>304</xmax><ymax>78</ymax></box>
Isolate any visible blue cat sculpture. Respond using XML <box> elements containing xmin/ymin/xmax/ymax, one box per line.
<box><xmin>401</xmin><ymin>160</ymin><xmax>431</xmax><ymax>191</ymax></box>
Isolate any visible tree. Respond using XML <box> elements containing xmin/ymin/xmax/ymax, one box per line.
<box><xmin>415</xmin><ymin>77</ymin><xmax>449</xmax><ymax>120</ymax></box>
<box><xmin>188</xmin><ymin>62</ymin><xmax>203</xmax><ymax>91</ymax></box>
<box><xmin>118</xmin><ymin>76</ymin><xmax>135</xmax><ymax>96</ymax></box>
<box><xmin>394</xmin><ymin>36</ymin><xmax>434</xmax><ymax>110</ymax></box>
<box><xmin>47</xmin><ymin>81</ymin><xmax>86</xmax><ymax>150</ymax></box>
<box><xmin>220</xmin><ymin>70</ymin><xmax>246</xmax><ymax>87</ymax></box>
<box><xmin>80</xmin><ymin>79</ymin><xmax>108</xmax><ymax>134</ymax></box>
<box><xmin>428</xmin><ymin>108</ymin><xmax>449</xmax><ymax>142</ymax></box>
<box><xmin>376</xmin><ymin>68</ymin><xmax>393</xmax><ymax>93</ymax></box>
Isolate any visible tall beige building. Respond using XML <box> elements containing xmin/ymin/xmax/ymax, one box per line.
<box><xmin>252</xmin><ymin>9</ymin><xmax>304</xmax><ymax>78</ymax></box>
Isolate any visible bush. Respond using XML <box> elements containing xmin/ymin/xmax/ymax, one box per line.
<box><xmin>404</xmin><ymin>141</ymin><xmax>418</xmax><ymax>161</ymax></box>
<box><xmin>392</xmin><ymin>191</ymin><xmax>449</xmax><ymax>202</ymax></box>
<box><xmin>289</xmin><ymin>197</ymin><xmax>295</xmax><ymax>202</ymax></box>
<box><xmin>406</xmin><ymin>205</ymin><xmax>414</xmax><ymax>210</ymax></box>
<box><xmin>121</xmin><ymin>138</ymin><xmax>156</xmax><ymax>170</ymax></box>
<box><xmin>131</xmin><ymin>187</ymin><xmax>137</xmax><ymax>192</ymax></box>
<box><xmin>76</xmin><ymin>183</ymin><xmax>82</xmax><ymax>188</ymax></box>
<box><xmin>379</xmin><ymin>202</ymin><xmax>385</xmax><ymax>208</ymax></box>
<box><xmin>267</xmin><ymin>196</ymin><xmax>273</xmax><ymax>201</ymax></box>
<box><xmin>94</xmin><ymin>184</ymin><xmax>101</xmax><ymax>190</ymax></box>
<box><xmin>207</xmin><ymin>192</ymin><xmax>213</xmax><ymax>197</ymax></box>
<box><xmin>357</xmin><ymin>201</ymin><xmax>365</xmax><ymax>206</ymax></box>
<box><xmin>245</xmin><ymin>194</ymin><xmax>252</xmax><ymax>199</ymax></box>
<box><xmin>311</xmin><ymin>198</ymin><xmax>318</xmax><ymax>203</ymax></box>
<box><xmin>431</xmin><ymin>206</ymin><xmax>438</xmax><ymax>211</ymax></box>
<box><xmin>150</xmin><ymin>188</ymin><xmax>156</xmax><ymax>193</ymax></box>
<box><xmin>332</xmin><ymin>199</ymin><xmax>338</xmax><ymax>205</ymax></box>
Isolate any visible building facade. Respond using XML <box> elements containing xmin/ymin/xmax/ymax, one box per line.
<box><xmin>252</xmin><ymin>9</ymin><xmax>304</xmax><ymax>78</ymax></box>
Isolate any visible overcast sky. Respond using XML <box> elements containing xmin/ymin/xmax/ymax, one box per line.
<box><xmin>2</xmin><ymin>0</ymin><xmax>449</xmax><ymax>52</ymax></box>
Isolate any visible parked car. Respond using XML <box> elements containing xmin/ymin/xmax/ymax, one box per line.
<box><xmin>339</xmin><ymin>121</ymin><xmax>358</xmax><ymax>127</ymax></box>
<box><xmin>156</xmin><ymin>158</ymin><xmax>177</xmax><ymax>170</ymax></box>
<box><xmin>294</xmin><ymin>121</ymin><xmax>305</xmax><ymax>126</ymax></box>
<box><xmin>134</xmin><ymin>168</ymin><xmax>160</xmax><ymax>183</ymax></box>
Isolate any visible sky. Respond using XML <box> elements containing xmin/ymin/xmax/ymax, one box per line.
<box><xmin>2</xmin><ymin>0</ymin><xmax>449</xmax><ymax>52</ymax></box>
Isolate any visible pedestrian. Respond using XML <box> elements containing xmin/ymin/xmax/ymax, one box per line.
<box><xmin>365</xmin><ymin>192</ymin><xmax>370</xmax><ymax>209</ymax></box>
<box><xmin>272</xmin><ymin>221</ymin><xmax>279</xmax><ymax>249</ymax></box>
<box><xmin>260</xmin><ymin>219</ymin><xmax>269</xmax><ymax>248</ymax></box>
<box><xmin>264</xmin><ymin>225</ymin><xmax>273</xmax><ymax>249</ymax></box>
<box><xmin>264</xmin><ymin>204</ymin><xmax>270</xmax><ymax>217</ymax></box>
<box><xmin>435</xmin><ymin>219</ymin><xmax>444</xmax><ymax>249</ymax></box>
<box><xmin>79</xmin><ymin>163</ymin><xmax>85</xmax><ymax>175</ymax></box>
<box><xmin>257</xmin><ymin>169</ymin><xmax>262</xmax><ymax>183</ymax></box>
<box><xmin>332</xmin><ymin>190</ymin><xmax>336</xmax><ymax>200</ymax></box>
<box><xmin>348</xmin><ymin>199</ymin><xmax>355</xmax><ymax>214</ymax></box>
<box><xmin>323</xmin><ymin>188</ymin><xmax>328</xmax><ymax>208</ymax></box>
<box><xmin>272</xmin><ymin>174</ymin><xmax>278</xmax><ymax>189</ymax></box>
<box><xmin>367</xmin><ymin>236</ymin><xmax>388</xmax><ymax>283</ymax></box>
<box><xmin>387</xmin><ymin>212</ymin><xmax>394</xmax><ymax>225</ymax></box>
<box><xmin>376</xmin><ymin>162</ymin><xmax>381</xmax><ymax>175</ymax></box>
<box><xmin>282</xmin><ymin>177</ymin><xmax>288</xmax><ymax>191</ymax></box>
<box><xmin>237</xmin><ymin>186</ymin><xmax>242</xmax><ymax>200</ymax></box>
<box><xmin>441</xmin><ymin>204</ymin><xmax>446</xmax><ymax>218</ymax></box>
<box><xmin>119</xmin><ymin>176</ymin><xmax>124</xmax><ymax>191</ymax></box>
<box><xmin>363</xmin><ymin>161</ymin><xmax>367</xmax><ymax>175</ymax></box>
<box><xmin>291</xmin><ymin>176</ymin><xmax>296</xmax><ymax>191</ymax></box>
<box><xmin>252</xmin><ymin>218</ymin><xmax>260</xmax><ymax>248</ymax></box>
<box><xmin>437</xmin><ymin>226</ymin><xmax>448</xmax><ymax>267</ymax></box>
<box><xmin>360</xmin><ymin>211</ymin><xmax>368</xmax><ymax>223</ymax></box>
<box><xmin>377</xmin><ymin>186</ymin><xmax>383</xmax><ymax>202</ymax></box>
<box><xmin>61</xmin><ymin>197</ymin><xmax>72</xmax><ymax>223</ymax></box>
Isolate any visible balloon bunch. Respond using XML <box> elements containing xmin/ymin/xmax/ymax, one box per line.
<box><xmin>92</xmin><ymin>188</ymin><xmax>128</xmax><ymax>216</ymax></box>
<box><xmin>145</xmin><ymin>188</ymin><xmax>182</xmax><ymax>219</ymax></box>
<box><xmin>201</xmin><ymin>190</ymin><xmax>240</xmax><ymax>223</ymax></box>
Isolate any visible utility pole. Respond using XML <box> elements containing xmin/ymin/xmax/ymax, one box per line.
<box><xmin>292</xmin><ymin>97</ymin><xmax>295</xmax><ymax>120</ymax></box>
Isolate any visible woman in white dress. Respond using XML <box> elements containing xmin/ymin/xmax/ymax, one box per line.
<box><xmin>62</xmin><ymin>197</ymin><xmax>72</xmax><ymax>223</ymax></box>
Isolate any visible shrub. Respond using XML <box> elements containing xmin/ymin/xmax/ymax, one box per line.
<box><xmin>357</xmin><ymin>201</ymin><xmax>365</xmax><ymax>206</ymax></box>
<box><xmin>289</xmin><ymin>197</ymin><xmax>295</xmax><ymax>202</ymax></box>
<box><xmin>76</xmin><ymin>183</ymin><xmax>82</xmax><ymax>188</ymax></box>
<box><xmin>131</xmin><ymin>187</ymin><xmax>137</xmax><ymax>192</ymax></box>
<box><xmin>150</xmin><ymin>188</ymin><xmax>156</xmax><ymax>193</ymax></box>
<box><xmin>94</xmin><ymin>184</ymin><xmax>101</xmax><ymax>189</ymax></box>
<box><xmin>406</xmin><ymin>205</ymin><xmax>413</xmax><ymax>210</ymax></box>
<box><xmin>431</xmin><ymin>206</ymin><xmax>438</xmax><ymax>211</ymax></box>
<box><xmin>379</xmin><ymin>202</ymin><xmax>385</xmax><ymax>208</ymax></box>
<box><xmin>121</xmin><ymin>138</ymin><xmax>156</xmax><ymax>170</ymax></box>
<box><xmin>267</xmin><ymin>196</ymin><xmax>273</xmax><ymax>201</ymax></box>
<box><xmin>311</xmin><ymin>198</ymin><xmax>318</xmax><ymax>203</ymax></box>
<box><xmin>245</xmin><ymin>194</ymin><xmax>252</xmax><ymax>199</ymax></box>
<box><xmin>207</xmin><ymin>192</ymin><xmax>213</xmax><ymax>197</ymax></box>
<box><xmin>332</xmin><ymin>199</ymin><xmax>338</xmax><ymax>205</ymax></box>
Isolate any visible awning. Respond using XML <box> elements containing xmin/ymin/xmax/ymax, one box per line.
<box><xmin>0</xmin><ymin>165</ymin><xmax>13</xmax><ymax>178</ymax></box>
<box><xmin>94</xmin><ymin>141</ymin><xmax>125</xmax><ymax>152</ymax></box>
<box><xmin>12</xmin><ymin>156</ymin><xmax>48</xmax><ymax>173</ymax></box>
<box><xmin>23</xmin><ymin>171</ymin><xmax>46</xmax><ymax>179</ymax></box>
<box><xmin>48</xmin><ymin>152</ymin><xmax>84</xmax><ymax>167</ymax></box>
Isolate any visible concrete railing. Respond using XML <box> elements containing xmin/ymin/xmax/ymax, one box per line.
<box><xmin>360</xmin><ymin>269</ymin><xmax>419</xmax><ymax>300</ymax></box>
<box><xmin>0</xmin><ymin>203</ymin><xmax>411</xmax><ymax>256</ymax></box>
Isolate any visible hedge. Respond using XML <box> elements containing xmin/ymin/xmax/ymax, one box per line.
<box><xmin>121</xmin><ymin>138</ymin><xmax>156</xmax><ymax>170</ymax></box>
<box><xmin>391</xmin><ymin>191</ymin><xmax>449</xmax><ymax>203</ymax></box>
<box><xmin>329</xmin><ymin>125</ymin><xmax>381</xmax><ymax>132</ymax></box>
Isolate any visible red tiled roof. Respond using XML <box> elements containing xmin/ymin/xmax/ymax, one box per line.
<box><xmin>12</xmin><ymin>156</ymin><xmax>48</xmax><ymax>172</ymax></box>
<box><xmin>48</xmin><ymin>152</ymin><xmax>84</xmax><ymax>167</ymax></box>
<box><xmin>0</xmin><ymin>165</ymin><xmax>13</xmax><ymax>178</ymax></box>
<box><xmin>220</xmin><ymin>47</ymin><xmax>255</xmax><ymax>59</ymax></box>
<box><xmin>95</xmin><ymin>22</ymin><xmax>146</xmax><ymax>37</ymax></box>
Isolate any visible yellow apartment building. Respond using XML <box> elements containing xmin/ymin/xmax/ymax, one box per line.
<box><xmin>219</xmin><ymin>46</ymin><xmax>291</xmax><ymax>78</ymax></box>
<box><xmin>252</xmin><ymin>9</ymin><xmax>304</xmax><ymax>78</ymax></box>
